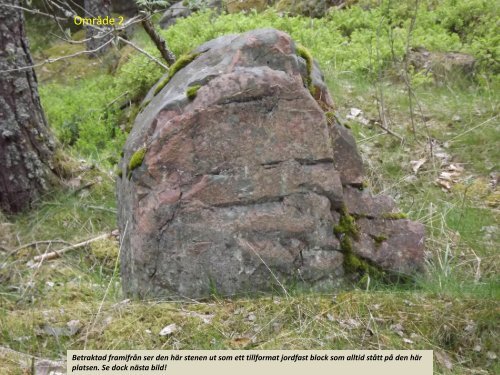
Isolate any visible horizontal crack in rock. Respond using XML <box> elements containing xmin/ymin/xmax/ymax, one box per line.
<box><xmin>260</xmin><ymin>158</ymin><xmax>334</xmax><ymax>167</ymax></box>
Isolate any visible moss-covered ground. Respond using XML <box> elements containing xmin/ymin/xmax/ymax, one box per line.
<box><xmin>1</xmin><ymin>2</ymin><xmax>498</xmax><ymax>374</ymax></box>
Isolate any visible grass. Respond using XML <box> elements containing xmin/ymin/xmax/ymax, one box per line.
<box><xmin>1</xmin><ymin>4</ymin><xmax>499</xmax><ymax>375</ymax></box>
<box><xmin>2</xmin><ymin>78</ymin><xmax>498</xmax><ymax>375</ymax></box>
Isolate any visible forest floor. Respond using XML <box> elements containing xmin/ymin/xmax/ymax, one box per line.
<box><xmin>1</xmin><ymin>5</ymin><xmax>499</xmax><ymax>375</ymax></box>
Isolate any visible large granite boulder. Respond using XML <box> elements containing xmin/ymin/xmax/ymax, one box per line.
<box><xmin>116</xmin><ymin>28</ymin><xmax>425</xmax><ymax>299</ymax></box>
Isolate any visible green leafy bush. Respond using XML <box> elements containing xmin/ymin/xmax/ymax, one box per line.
<box><xmin>114</xmin><ymin>50</ymin><xmax>165</xmax><ymax>100</ymax></box>
<box><xmin>40</xmin><ymin>76</ymin><xmax>126</xmax><ymax>164</ymax></box>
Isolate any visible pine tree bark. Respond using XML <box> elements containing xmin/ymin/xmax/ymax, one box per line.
<box><xmin>84</xmin><ymin>0</ymin><xmax>113</xmax><ymax>56</ymax></box>
<box><xmin>0</xmin><ymin>0</ymin><xmax>58</xmax><ymax>213</ymax></box>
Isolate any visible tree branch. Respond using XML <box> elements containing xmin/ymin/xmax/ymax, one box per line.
<box><xmin>0</xmin><ymin>37</ymin><xmax>115</xmax><ymax>74</ymax></box>
<box><xmin>117</xmin><ymin>36</ymin><xmax>169</xmax><ymax>70</ymax></box>
<box><xmin>141</xmin><ymin>12</ymin><xmax>176</xmax><ymax>66</ymax></box>
<box><xmin>0</xmin><ymin>3</ymin><xmax>67</xmax><ymax>20</ymax></box>
<box><xmin>30</xmin><ymin>232</ymin><xmax>112</xmax><ymax>263</ymax></box>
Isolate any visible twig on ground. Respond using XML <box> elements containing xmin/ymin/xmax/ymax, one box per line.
<box><xmin>374</xmin><ymin>121</ymin><xmax>404</xmax><ymax>142</ymax></box>
<box><xmin>72</xmin><ymin>181</ymin><xmax>95</xmax><ymax>194</ymax></box>
<box><xmin>31</xmin><ymin>233</ymin><xmax>111</xmax><ymax>263</ymax></box>
<box><xmin>83</xmin><ymin>205</ymin><xmax>117</xmax><ymax>214</ymax></box>
<box><xmin>105</xmin><ymin>91</ymin><xmax>130</xmax><ymax>109</ymax></box>
<box><xmin>8</xmin><ymin>240</ymin><xmax>71</xmax><ymax>256</ymax></box>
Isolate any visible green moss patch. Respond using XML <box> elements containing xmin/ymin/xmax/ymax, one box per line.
<box><xmin>153</xmin><ymin>53</ymin><xmax>201</xmax><ymax>96</ymax></box>
<box><xmin>127</xmin><ymin>147</ymin><xmax>147</xmax><ymax>179</ymax></box>
<box><xmin>381</xmin><ymin>212</ymin><xmax>408</xmax><ymax>220</ymax></box>
<box><xmin>334</xmin><ymin>208</ymin><xmax>359</xmax><ymax>239</ymax></box>
<box><xmin>372</xmin><ymin>234</ymin><xmax>388</xmax><ymax>250</ymax></box>
<box><xmin>325</xmin><ymin>110</ymin><xmax>335</xmax><ymax>124</ymax></box>
<box><xmin>186</xmin><ymin>84</ymin><xmax>202</xmax><ymax>100</ymax></box>
<box><xmin>295</xmin><ymin>43</ymin><xmax>313</xmax><ymax>89</ymax></box>
<box><xmin>334</xmin><ymin>208</ymin><xmax>386</xmax><ymax>279</ymax></box>
<box><xmin>372</xmin><ymin>234</ymin><xmax>388</xmax><ymax>244</ymax></box>
<box><xmin>90</xmin><ymin>238</ymin><xmax>120</xmax><ymax>270</ymax></box>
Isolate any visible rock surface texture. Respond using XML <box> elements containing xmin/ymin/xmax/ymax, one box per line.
<box><xmin>117</xmin><ymin>28</ymin><xmax>425</xmax><ymax>299</ymax></box>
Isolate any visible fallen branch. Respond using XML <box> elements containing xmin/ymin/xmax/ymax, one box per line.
<box><xmin>117</xmin><ymin>36</ymin><xmax>169</xmax><ymax>70</ymax></box>
<box><xmin>374</xmin><ymin>120</ymin><xmax>404</xmax><ymax>142</ymax></box>
<box><xmin>0</xmin><ymin>3</ymin><xmax>67</xmax><ymax>20</ymax></box>
<box><xmin>83</xmin><ymin>205</ymin><xmax>117</xmax><ymax>214</ymax></box>
<box><xmin>9</xmin><ymin>240</ymin><xmax>71</xmax><ymax>256</ymax></box>
<box><xmin>72</xmin><ymin>181</ymin><xmax>96</xmax><ymax>194</ymax></box>
<box><xmin>0</xmin><ymin>37</ymin><xmax>115</xmax><ymax>74</ymax></box>
<box><xmin>31</xmin><ymin>233</ymin><xmax>111</xmax><ymax>263</ymax></box>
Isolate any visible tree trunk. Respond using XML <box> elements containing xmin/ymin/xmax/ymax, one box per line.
<box><xmin>84</xmin><ymin>0</ymin><xmax>113</xmax><ymax>56</ymax></box>
<box><xmin>0</xmin><ymin>0</ymin><xmax>58</xmax><ymax>214</ymax></box>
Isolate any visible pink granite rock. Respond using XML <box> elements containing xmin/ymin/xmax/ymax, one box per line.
<box><xmin>116</xmin><ymin>29</ymin><xmax>425</xmax><ymax>298</ymax></box>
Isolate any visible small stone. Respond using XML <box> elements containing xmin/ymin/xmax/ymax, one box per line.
<box><xmin>159</xmin><ymin>323</ymin><xmax>178</xmax><ymax>336</ymax></box>
<box><xmin>66</xmin><ymin>320</ymin><xmax>81</xmax><ymax>336</ymax></box>
<box><xmin>486</xmin><ymin>352</ymin><xmax>497</xmax><ymax>360</ymax></box>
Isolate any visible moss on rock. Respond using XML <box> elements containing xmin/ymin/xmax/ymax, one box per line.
<box><xmin>325</xmin><ymin>110</ymin><xmax>335</xmax><ymax>125</ymax></box>
<box><xmin>295</xmin><ymin>43</ymin><xmax>313</xmax><ymax>88</ymax></box>
<box><xmin>153</xmin><ymin>52</ymin><xmax>201</xmax><ymax>96</ymax></box>
<box><xmin>334</xmin><ymin>208</ymin><xmax>359</xmax><ymax>239</ymax></box>
<box><xmin>186</xmin><ymin>84</ymin><xmax>202</xmax><ymax>100</ymax></box>
<box><xmin>372</xmin><ymin>234</ymin><xmax>388</xmax><ymax>244</ymax></box>
<box><xmin>127</xmin><ymin>147</ymin><xmax>147</xmax><ymax>180</ymax></box>
<box><xmin>334</xmin><ymin>208</ymin><xmax>386</xmax><ymax>279</ymax></box>
<box><xmin>381</xmin><ymin>212</ymin><xmax>408</xmax><ymax>220</ymax></box>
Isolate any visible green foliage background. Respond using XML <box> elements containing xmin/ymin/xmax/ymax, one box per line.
<box><xmin>38</xmin><ymin>0</ymin><xmax>498</xmax><ymax>163</ymax></box>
